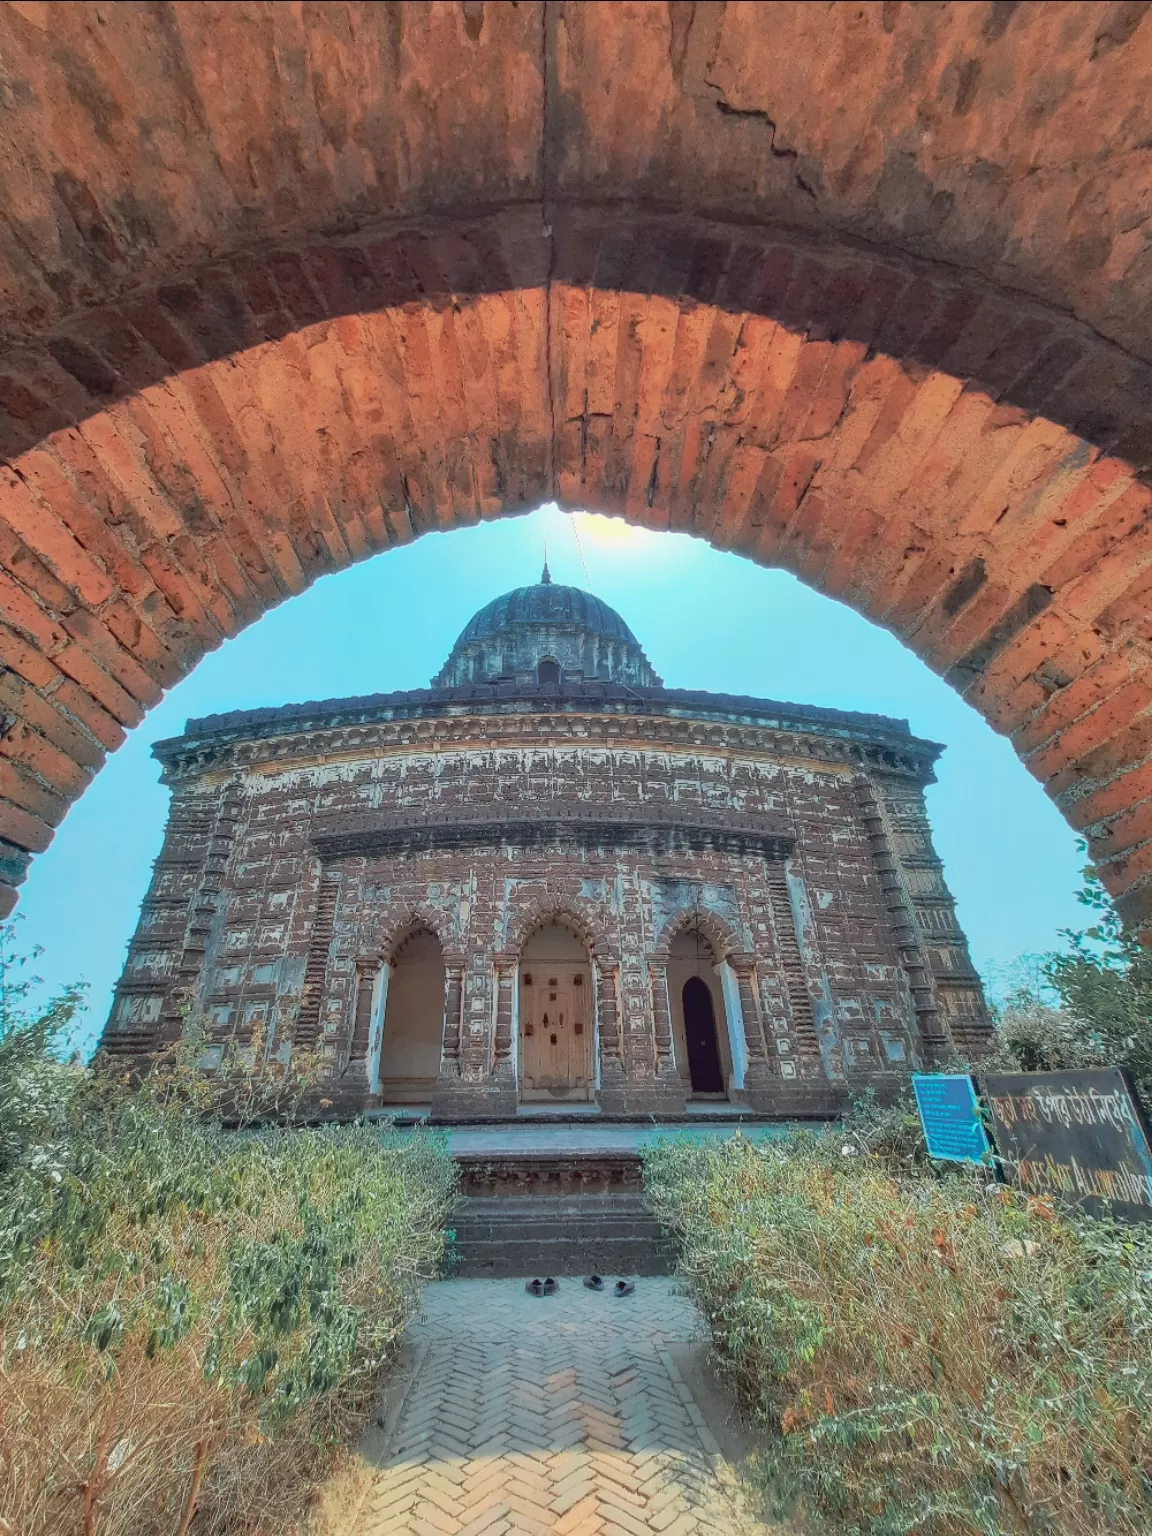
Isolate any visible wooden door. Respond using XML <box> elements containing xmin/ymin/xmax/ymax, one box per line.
<box><xmin>682</xmin><ymin>976</ymin><xmax>725</xmax><ymax>1094</ymax></box>
<box><xmin>520</xmin><ymin>965</ymin><xmax>593</xmax><ymax>1100</ymax></box>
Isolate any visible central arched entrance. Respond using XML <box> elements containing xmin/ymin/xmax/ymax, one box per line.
<box><xmin>518</xmin><ymin>921</ymin><xmax>594</xmax><ymax>1103</ymax></box>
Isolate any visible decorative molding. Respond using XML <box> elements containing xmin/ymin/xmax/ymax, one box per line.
<box><xmin>156</xmin><ymin>704</ymin><xmax>939</xmax><ymax>786</ymax></box>
<box><xmin>312</xmin><ymin>812</ymin><xmax>796</xmax><ymax>862</ymax></box>
<box><xmin>457</xmin><ymin>1152</ymin><xmax>645</xmax><ymax>1197</ymax></box>
<box><xmin>651</xmin><ymin>904</ymin><xmax>739</xmax><ymax>960</ymax></box>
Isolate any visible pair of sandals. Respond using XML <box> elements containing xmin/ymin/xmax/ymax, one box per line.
<box><xmin>523</xmin><ymin>1275</ymin><xmax>635</xmax><ymax>1297</ymax></box>
<box><xmin>585</xmin><ymin>1275</ymin><xmax>635</xmax><ymax>1296</ymax></box>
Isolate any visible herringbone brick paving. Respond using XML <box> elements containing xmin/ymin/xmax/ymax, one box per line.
<box><xmin>347</xmin><ymin>1278</ymin><xmax>776</xmax><ymax>1536</ymax></box>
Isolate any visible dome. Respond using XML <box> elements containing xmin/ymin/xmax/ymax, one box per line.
<box><xmin>454</xmin><ymin>572</ymin><xmax>639</xmax><ymax>649</ymax></box>
<box><xmin>432</xmin><ymin>564</ymin><xmax>662</xmax><ymax>690</ymax></box>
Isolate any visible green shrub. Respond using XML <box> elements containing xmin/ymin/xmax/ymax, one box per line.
<box><xmin>841</xmin><ymin>1087</ymin><xmax>933</xmax><ymax>1174</ymax></box>
<box><xmin>982</xmin><ymin>855</ymin><xmax>1152</xmax><ymax>1101</ymax></box>
<box><xmin>644</xmin><ymin>1134</ymin><xmax>1152</xmax><ymax>1536</ymax></box>
<box><xmin>0</xmin><ymin>933</ymin><xmax>457</xmax><ymax>1536</ymax></box>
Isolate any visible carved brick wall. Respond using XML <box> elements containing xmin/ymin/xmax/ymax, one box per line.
<box><xmin>104</xmin><ymin>699</ymin><xmax>991</xmax><ymax>1116</ymax></box>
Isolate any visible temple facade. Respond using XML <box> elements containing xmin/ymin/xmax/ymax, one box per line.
<box><xmin>102</xmin><ymin>570</ymin><xmax>991</xmax><ymax>1118</ymax></box>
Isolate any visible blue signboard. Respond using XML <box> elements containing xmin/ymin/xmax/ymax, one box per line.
<box><xmin>912</xmin><ymin>1073</ymin><xmax>993</xmax><ymax>1164</ymax></box>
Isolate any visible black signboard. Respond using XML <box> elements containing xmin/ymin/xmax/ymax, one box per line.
<box><xmin>981</xmin><ymin>1067</ymin><xmax>1152</xmax><ymax>1223</ymax></box>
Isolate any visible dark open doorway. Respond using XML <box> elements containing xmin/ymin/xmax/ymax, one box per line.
<box><xmin>681</xmin><ymin>976</ymin><xmax>724</xmax><ymax>1094</ymax></box>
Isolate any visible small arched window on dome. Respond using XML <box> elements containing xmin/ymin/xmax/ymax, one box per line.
<box><xmin>537</xmin><ymin>657</ymin><xmax>561</xmax><ymax>685</ymax></box>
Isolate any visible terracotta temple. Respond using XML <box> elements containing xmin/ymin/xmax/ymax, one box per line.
<box><xmin>102</xmin><ymin>569</ymin><xmax>990</xmax><ymax>1118</ymax></box>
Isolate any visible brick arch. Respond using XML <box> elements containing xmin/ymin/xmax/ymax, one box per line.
<box><xmin>370</xmin><ymin>904</ymin><xmax>458</xmax><ymax>968</ymax></box>
<box><xmin>4</xmin><ymin>3</ymin><xmax>1152</xmax><ymax>933</ymax></box>
<box><xmin>652</xmin><ymin>908</ymin><xmax>739</xmax><ymax>964</ymax></box>
<box><xmin>504</xmin><ymin>896</ymin><xmax>617</xmax><ymax>967</ymax></box>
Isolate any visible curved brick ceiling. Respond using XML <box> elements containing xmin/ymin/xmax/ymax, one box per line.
<box><xmin>2</xmin><ymin>1</ymin><xmax>1152</xmax><ymax>928</ymax></box>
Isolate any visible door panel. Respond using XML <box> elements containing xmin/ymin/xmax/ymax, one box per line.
<box><xmin>682</xmin><ymin>975</ymin><xmax>725</xmax><ymax>1094</ymax></box>
<box><xmin>520</xmin><ymin>966</ymin><xmax>592</xmax><ymax>1101</ymax></box>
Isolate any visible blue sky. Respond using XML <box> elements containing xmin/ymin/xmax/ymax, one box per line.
<box><xmin>15</xmin><ymin>504</ymin><xmax>1085</xmax><ymax>1050</ymax></box>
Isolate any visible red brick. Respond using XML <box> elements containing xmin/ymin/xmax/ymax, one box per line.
<box><xmin>974</xmin><ymin>677</ymin><xmax>1049</xmax><ymax>739</ymax></box>
<box><xmin>0</xmin><ymin>569</ymin><xmax>67</xmax><ymax>652</ymax></box>
<box><xmin>1012</xmin><ymin>653</ymin><xmax>1138</xmax><ymax>756</ymax></box>
<box><xmin>60</xmin><ymin>610</ymin><xmax>163</xmax><ymax>707</ymax></box>
<box><xmin>977</xmin><ymin>608</ymin><xmax>1076</xmax><ymax>696</ymax></box>
<box><xmin>100</xmin><ymin>598</ymin><xmax>186</xmax><ymax>687</ymax></box>
<box><xmin>0</xmin><ymin>673</ymin><xmax>104</xmax><ymax>771</ymax></box>
<box><xmin>1099</xmin><ymin>839</ymin><xmax>1152</xmax><ymax>899</ymax></box>
<box><xmin>1046</xmin><ymin>716</ymin><xmax>1152</xmax><ymax>802</ymax></box>
<box><xmin>1067</xmin><ymin>760</ymin><xmax>1152</xmax><ymax>830</ymax></box>
<box><xmin>1025</xmin><ymin>683</ymin><xmax>1152</xmax><ymax>784</ymax></box>
<box><xmin>0</xmin><ymin>623</ymin><xmax>57</xmax><ymax>689</ymax></box>
<box><xmin>52</xmin><ymin>645</ymin><xmax>145</xmax><ymax>728</ymax></box>
<box><xmin>50</xmin><ymin>679</ymin><xmax>126</xmax><ymax>753</ymax></box>
<box><xmin>0</xmin><ymin>759</ymin><xmax>69</xmax><ymax>826</ymax></box>
<box><xmin>138</xmin><ymin>543</ymin><xmax>230</xmax><ymax>645</ymax></box>
<box><xmin>0</xmin><ymin>721</ymin><xmax>92</xmax><ymax>799</ymax></box>
<box><xmin>1091</xmin><ymin>796</ymin><xmax>1152</xmax><ymax>859</ymax></box>
<box><xmin>10</xmin><ymin>447</ymin><xmax>155</xmax><ymax>602</ymax></box>
<box><xmin>1039</xmin><ymin>482</ymin><xmax>1151</xmax><ymax>593</ymax></box>
<box><xmin>0</xmin><ymin>0</ymin><xmax>1148</xmax><ymax>911</ymax></box>
<box><xmin>0</xmin><ymin>520</ymin><xmax>76</xmax><ymax>616</ymax></box>
<box><xmin>0</xmin><ymin>466</ymin><xmax>116</xmax><ymax>607</ymax></box>
<box><xmin>1112</xmin><ymin>882</ymin><xmax>1152</xmax><ymax>932</ymax></box>
<box><xmin>0</xmin><ymin>799</ymin><xmax>53</xmax><ymax>855</ymax></box>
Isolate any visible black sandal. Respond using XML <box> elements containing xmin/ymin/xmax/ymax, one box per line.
<box><xmin>583</xmin><ymin>1275</ymin><xmax>605</xmax><ymax>1291</ymax></box>
<box><xmin>525</xmin><ymin>1278</ymin><xmax>544</xmax><ymax>1296</ymax></box>
<box><xmin>614</xmin><ymin>1279</ymin><xmax>635</xmax><ymax>1297</ymax></box>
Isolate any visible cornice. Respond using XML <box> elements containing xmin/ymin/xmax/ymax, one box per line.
<box><xmin>312</xmin><ymin>809</ymin><xmax>796</xmax><ymax>863</ymax></box>
<box><xmin>158</xmin><ymin>707</ymin><xmax>937</xmax><ymax>787</ymax></box>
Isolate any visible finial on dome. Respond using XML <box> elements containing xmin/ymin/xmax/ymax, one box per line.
<box><xmin>541</xmin><ymin>552</ymin><xmax>551</xmax><ymax>584</ymax></box>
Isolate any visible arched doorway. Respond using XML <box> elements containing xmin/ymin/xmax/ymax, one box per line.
<box><xmin>668</xmin><ymin>929</ymin><xmax>734</xmax><ymax>1100</ymax></box>
<box><xmin>376</xmin><ymin>927</ymin><xmax>445</xmax><ymax>1106</ymax></box>
<box><xmin>681</xmin><ymin>978</ymin><xmax>724</xmax><ymax>1096</ymax></box>
<box><xmin>519</xmin><ymin>922</ymin><xmax>593</xmax><ymax>1103</ymax></box>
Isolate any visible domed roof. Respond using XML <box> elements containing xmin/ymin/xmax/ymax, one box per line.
<box><xmin>432</xmin><ymin>563</ymin><xmax>662</xmax><ymax>690</ymax></box>
<box><xmin>453</xmin><ymin>565</ymin><xmax>639</xmax><ymax>648</ymax></box>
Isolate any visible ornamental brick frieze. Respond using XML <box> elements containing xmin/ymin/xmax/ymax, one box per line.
<box><xmin>155</xmin><ymin>709</ymin><xmax>937</xmax><ymax>786</ymax></box>
<box><xmin>311</xmin><ymin>810</ymin><xmax>796</xmax><ymax>863</ymax></box>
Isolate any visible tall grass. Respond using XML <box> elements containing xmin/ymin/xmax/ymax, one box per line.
<box><xmin>644</xmin><ymin>1134</ymin><xmax>1152</xmax><ymax>1536</ymax></box>
<box><xmin>0</xmin><ymin>993</ymin><xmax>457</xmax><ymax>1535</ymax></box>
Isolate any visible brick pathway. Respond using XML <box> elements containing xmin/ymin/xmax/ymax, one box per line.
<box><xmin>341</xmin><ymin>1277</ymin><xmax>777</xmax><ymax>1536</ymax></box>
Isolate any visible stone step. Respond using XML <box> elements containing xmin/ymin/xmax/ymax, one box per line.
<box><xmin>450</xmin><ymin>1192</ymin><xmax>675</xmax><ymax>1278</ymax></box>
<box><xmin>449</xmin><ymin>1148</ymin><xmax>676</xmax><ymax>1278</ymax></box>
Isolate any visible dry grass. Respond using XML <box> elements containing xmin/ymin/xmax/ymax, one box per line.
<box><xmin>644</xmin><ymin>1133</ymin><xmax>1152</xmax><ymax>1535</ymax></box>
<box><xmin>0</xmin><ymin>1119</ymin><xmax>456</xmax><ymax>1536</ymax></box>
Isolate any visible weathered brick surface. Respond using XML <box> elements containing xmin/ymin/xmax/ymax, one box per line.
<box><xmin>1</xmin><ymin>5</ymin><xmax>1152</xmax><ymax>929</ymax></box>
<box><xmin>101</xmin><ymin>678</ymin><xmax>988</xmax><ymax>1114</ymax></box>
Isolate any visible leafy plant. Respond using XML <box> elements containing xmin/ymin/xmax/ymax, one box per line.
<box><xmin>645</xmin><ymin>1133</ymin><xmax>1152</xmax><ymax>1536</ymax></box>
<box><xmin>982</xmin><ymin>850</ymin><xmax>1152</xmax><ymax>1100</ymax></box>
<box><xmin>1042</xmin><ymin>855</ymin><xmax>1152</xmax><ymax>1096</ymax></box>
<box><xmin>841</xmin><ymin>1086</ymin><xmax>932</xmax><ymax>1173</ymax></box>
<box><xmin>0</xmin><ymin>932</ymin><xmax>458</xmax><ymax>1536</ymax></box>
<box><xmin>0</xmin><ymin>919</ymin><xmax>87</xmax><ymax>1177</ymax></box>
